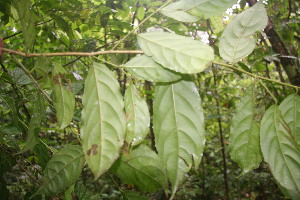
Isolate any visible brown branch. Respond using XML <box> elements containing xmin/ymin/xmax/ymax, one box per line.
<box><xmin>0</xmin><ymin>47</ymin><xmax>143</xmax><ymax>58</ymax></box>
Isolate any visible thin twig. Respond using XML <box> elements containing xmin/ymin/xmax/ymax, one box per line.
<box><xmin>1</xmin><ymin>48</ymin><xmax>143</xmax><ymax>58</ymax></box>
<box><xmin>258</xmin><ymin>79</ymin><xmax>278</xmax><ymax>104</ymax></box>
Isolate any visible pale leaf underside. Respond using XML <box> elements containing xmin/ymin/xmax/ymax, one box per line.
<box><xmin>219</xmin><ymin>2</ymin><xmax>268</xmax><ymax>63</ymax></box>
<box><xmin>81</xmin><ymin>63</ymin><xmax>126</xmax><ymax>179</ymax></box>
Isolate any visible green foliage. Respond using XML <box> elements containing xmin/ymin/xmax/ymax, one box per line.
<box><xmin>52</xmin><ymin>65</ymin><xmax>75</xmax><ymax>129</ymax></box>
<box><xmin>81</xmin><ymin>62</ymin><xmax>126</xmax><ymax>179</ymax></box>
<box><xmin>124</xmin><ymin>55</ymin><xmax>181</xmax><ymax>82</ymax></box>
<box><xmin>36</xmin><ymin>145</ymin><xmax>84</xmax><ymax>195</ymax></box>
<box><xmin>219</xmin><ymin>2</ymin><xmax>268</xmax><ymax>63</ymax></box>
<box><xmin>124</xmin><ymin>83</ymin><xmax>150</xmax><ymax>146</ymax></box>
<box><xmin>153</xmin><ymin>80</ymin><xmax>206</xmax><ymax>195</ymax></box>
<box><xmin>111</xmin><ymin>145</ymin><xmax>167</xmax><ymax>192</ymax></box>
<box><xmin>230</xmin><ymin>88</ymin><xmax>262</xmax><ymax>172</ymax></box>
<box><xmin>161</xmin><ymin>0</ymin><xmax>237</xmax><ymax>22</ymax></box>
<box><xmin>260</xmin><ymin>105</ymin><xmax>300</xmax><ymax>194</ymax></box>
<box><xmin>137</xmin><ymin>32</ymin><xmax>214</xmax><ymax>74</ymax></box>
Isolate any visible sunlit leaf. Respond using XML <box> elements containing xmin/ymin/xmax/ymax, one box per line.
<box><xmin>124</xmin><ymin>83</ymin><xmax>150</xmax><ymax>146</ymax></box>
<box><xmin>137</xmin><ymin>32</ymin><xmax>214</xmax><ymax>74</ymax></box>
<box><xmin>52</xmin><ymin>65</ymin><xmax>75</xmax><ymax>129</ymax></box>
<box><xmin>260</xmin><ymin>105</ymin><xmax>300</xmax><ymax>193</ymax></box>
<box><xmin>111</xmin><ymin>145</ymin><xmax>167</xmax><ymax>192</ymax></box>
<box><xmin>229</xmin><ymin>90</ymin><xmax>262</xmax><ymax>172</ymax></box>
<box><xmin>279</xmin><ymin>94</ymin><xmax>300</xmax><ymax>146</ymax></box>
<box><xmin>124</xmin><ymin>55</ymin><xmax>181</xmax><ymax>82</ymax></box>
<box><xmin>153</xmin><ymin>80</ymin><xmax>206</xmax><ymax>195</ymax></box>
<box><xmin>37</xmin><ymin>145</ymin><xmax>84</xmax><ymax>195</ymax></box>
<box><xmin>219</xmin><ymin>2</ymin><xmax>268</xmax><ymax>63</ymax></box>
<box><xmin>81</xmin><ymin>63</ymin><xmax>126</xmax><ymax>179</ymax></box>
<box><xmin>161</xmin><ymin>0</ymin><xmax>236</xmax><ymax>22</ymax></box>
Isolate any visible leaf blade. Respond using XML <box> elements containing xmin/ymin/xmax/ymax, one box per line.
<box><xmin>219</xmin><ymin>2</ymin><xmax>268</xmax><ymax>63</ymax></box>
<box><xmin>81</xmin><ymin>63</ymin><xmax>126</xmax><ymax>179</ymax></box>
<box><xmin>137</xmin><ymin>32</ymin><xmax>214</xmax><ymax>74</ymax></box>
<box><xmin>153</xmin><ymin>80</ymin><xmax>206</xmax><ymax>194</ymax></box>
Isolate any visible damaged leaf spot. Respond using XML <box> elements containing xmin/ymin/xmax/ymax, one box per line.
<box><xmin>87</xmin><ymin>144</ymin><xmax>98</xmax><ymax>156</ymax></box>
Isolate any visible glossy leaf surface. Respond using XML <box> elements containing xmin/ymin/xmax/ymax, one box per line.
<box><xmin>37</xmin><ymin>145</ymin><xmax>84</xmax><ymax>195</ymax></box>
<box><xmin>230</xmin><ymin>92</ymin><xmax>262</xmax><ymax>172</ymax></box>
<box><xmin>279</xmin><ymin>94</ymin><xmax>300</xmax><ymax>145</ymax></box>
<box><xmin>219</xmin><ymin>2</ymin><xmax>268</xmax><ymax>63</ymax></box>
<box><xmin>137</xmin><ymin>32</ymin><xmax>214</xmax><ymax>74</ymax></box>
<box><xmin>52</xmin><ymin>66</ymin><xmax>75</xmax><ymax>129</ymax></box>
<box><xmin>124</xmin><ymin>55</ymin><xmax>181</xmax><ymax>82</ymax></box>
<box><xmin>153</xmin><ymin>80</ymin><xmax>206</xmax><ymax>194</ymax></box>
<box><xmin>81</xmin><ymin>63</ymin><xmax>126</xmax><ymax>179</ymax></box>
<box><xmin>124</xmin><ymin>83</ymin><xmax>150</xmax><ymax>146</ymax></box>
<box><xmin>161</xmin><ymin>0</ymin><xmax>236</xmax><ymax>22</ymax></box>
<box><xmin>260</xmin><ymin>105</ymin><xmax>300</xmax><ymax>192</ymax></box>
<box><xmin>111</xmin><ymin>145</ymin><xmax>167</xmax><ymax>192</ymax></box>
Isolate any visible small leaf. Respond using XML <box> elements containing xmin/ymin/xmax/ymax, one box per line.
<box><xmin>137</xmin><ymin>32</ymin><xmax>214</xmax><ymax>74</ymax></box>
<box><xmin>229</xmin><ymin>90</ymin><xmax>262</xmax><ymax>172</ymax></box>
<box><xmin>37</xmin><ymin>145</ymin><xmax>84</xmax><ymax>195</ymax></box>
<box><xmin>124</xmin><ymin>55</ymin><xmax>181</xmax><ymax>82</ymax></box>
<box><xmin>81</xmin><ymin>63</ymin><xmax>126</xmax><ymax>179</ymax></box>
<box><xmin>153</xmin><ymin>80</ymin><xmax>206</xmax><ymax>194</ymax></box>
<box><xmin>111</xmin><ymin>145</ymin><xmax>167</xmax><ymax>192</ymax></box>
<box><xmin>13</xmin><ymin>0</ymin><xmax>36</xmax><ymax>49</ymax></box>
<box><xmin>12</xmin><ymin>67</ymin><xmax>31</xmax><ymax>85</ymax></box>
<box><xmin>124</xmin><ymin>83</ymin><xmax>150</xmax><ymax>146</ymax></box>
<box><xmin>219</xmin><ymin>2</ymin><xmax>268</xmax><ymax>63</ymax></box>
<box><xmin>161</xmin><ymin>0</ymin><xmax>236</xmax><ymax>22</ymax></box>
<box><xmin>260</xmin><ymin>105</ymin><xmax>300</xmax><ymax>193</ymax></box>
<box><xmin>52</xmin><ymin>65</ymin><xmax>75</xmax><ymax>129</ymax></box>
<box><xmin>279</xmin><ymin>94</ymin><xmax>300</xmax><ymax>146</ymax></box>
<box><xmin>136</xmin><ymin>7</ymin><xmax>145</xmax><ymax>21</ymax></box>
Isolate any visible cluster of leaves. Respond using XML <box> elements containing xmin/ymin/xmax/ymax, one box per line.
<box><xmin>0</xmin><ymin>0</ymin><xmax>300</xmax><ymax>199</ymax></box>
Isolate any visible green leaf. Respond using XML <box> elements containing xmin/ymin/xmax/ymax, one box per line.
<box><xmin>160</xmin><ymin>0</ymin><xmax>236</xmax><ymax>22</ymax></box>
<box><xmin>219</xmin><ymin>2</ymin><xmax>268</xmax><ymax>63</ymax></box>
<box><xmin>52</xmin><ymin>66</ymin><xmax>75</xmax><ymax>129</ymax></box>
<box><xmin>153</xmin><ymin>80</ymin><xmax>206</xmax><ymax>194</ymax></box>
<box><xmin>124</xmin><ymin>55</ymin><xmax>181</xmax><ymax>82</ymax></box>
<box><xmin>122</xmin><ymin>191</ymin><xmax>148</xmax><ymax>200</ymax></box>
<box><xmin>124</xmin><ymin>83</ymin><xmax>150</xmax><ymax>146</ymax></box>
<box><xmin>21</xmin><ymin>94</ymin><xmax>46</xmax><ymax>152</ymax></box>
<box><xmin>111</xmin><ymin>145</ymin><xmax>167</xmax><ymax>192</ymax></box>
<box><xmin>137</xmin><ymin>32</ymin><xmax>214</xmax><ymax>74</ymax></box>
<box><xmin>12</xmin><ymin>67</ymin><xmax>31</xmax><ymax>85</ymax></box>
<box><xmin>13</xmin><ymin>0</ymin><xmax>36</xmax><ymax>50</ymax></box>
<box><xmin>136</xmin><ymin>7</ymin><xmax>145</xmax><ymax>21</ymax></box>
<box><xmin>279</xmin><ymin>94</ymin><xmax>300</xmax><ymax>146</ymax></box>
<box><xmin>37</xmin><ymin>145</ymin><xmax>84</xmax><ymax>195</ymax></box>
<box><xmin>81</xmin><ymin>63</ymin><xmax>126</xmax><ymax>179</ymax></box>
<box><xmin>260</xmin><ymin>105</ymin><xmax>300</xmax><ymax>193</ymax></box>
<box><xmin>229</xmin><ymin>91</ymin><xmax>262</xmax><ymax>172</ymax></box>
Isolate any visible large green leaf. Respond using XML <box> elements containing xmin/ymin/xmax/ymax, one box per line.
<box><xmin>124</xmin><ymin>55</ymin><xmax>181</xmax><ymax>82</ymax></box>
<box><xmin>111</xmin><ymin>145</ymin><xmax>167</xmax><ymax>192</ymax></box>
<box><xmin>81</xmin><ymin>62</ymin><xmax>126</xmax><ymax>179</ymax></box>
<box><xmin>229</xmin><ymin>91</ymin><xmax>262</xmax><ymax>172</ymax></box>
<box><xmin>52</xmin><ymin>65</ymin><xmax>75</xmax><ymax>129</ymax></box>
<box><xmin>260</xmin><ymin>105</ymin><xmax>300</xmax><ymax>192</ymax></box>
<box><xmin>161</xmin><ymin>0</ymin><xmax>236</xmax><ymax>22</ymax></box>
<box><xmin>21</xmin><ymin>94</ymin><xmax>46</xmax><ymax>152</ymax></box>
<box><xmin>13</xmin><ymin>0</ymin><xmax>36</xmax><ymax>50</ymax></box>
<box><xmin>279</xmin><ymin>94</ymin><xmax>300</xmax><ymax>146</ymax></box>
<box><xmin>37</xmin><ymin>145</ymin><xmax>84</xmax><ymax>195</ymax></box>
<box><xmin>137</xmin><ymin>32</ymin><xmax>214</xmax><ymax>74</ymax></box>
<box><xmin>153</xmin><ymin>80</ymin><xmax>206</xmax><ymax>195</ymax></box>
<box><xmin>219</xmin><ymin>2</ymin><xmax>268</xmax><ymax>63</ymax></box>
<box><xmin>124</xmin><ymin>83</ymin><xmax>150</xmax><ymax>146</ymax></box>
